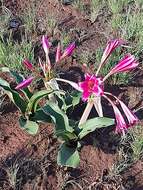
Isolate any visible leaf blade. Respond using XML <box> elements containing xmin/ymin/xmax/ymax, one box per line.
<box><xmin>78</xmin><ymin>117</ymin><xmax>115</xmax><ymax>139</ymax></box>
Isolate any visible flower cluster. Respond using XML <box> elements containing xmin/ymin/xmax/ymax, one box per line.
<box><xmin>56</xmin><ymin>39</ymin><xmax>139</xmax><ymax>134</ymax></box>
<box><xmin>15</xmin><ymin>36</ymin><xmax>75</xmax><ymax>90</ymax></box>
<box><xmin>15</xmin><ymin>36</ymin><xmax>139</xmax><ymax>135</ymax></box>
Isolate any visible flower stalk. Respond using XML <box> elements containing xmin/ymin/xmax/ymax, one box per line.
<box><xmin>78</xmin><ymin>100</ymin><xmax>94</xmax><ymax>126</ymax></box>
<box><xmin>94</xmin><ymin>96</ymin><xmax>103</xmax><ymax>117</ymax></box>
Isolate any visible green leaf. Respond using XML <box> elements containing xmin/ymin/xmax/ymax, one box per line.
<box><xmin>57</xmin><ymin>143</ymin><xmax>80</xmax><ymax>168</ymax></box>
<box><xmin>54</xmin><ymin>91</ymin><xmax>81</xmax><ymax>112</ymax></box>
<box><xmin>55</xmin><ymin>130</ymin><xmax>78</xmax><ymax>142</ymax></box>
<box><xmin>30</xmin><ymin>108</ymin><xmax>52</xmax><ymax>123</ymax></box>
<box><xmin>19</xmin><ymin>116</ymin><xmax>27</xmax><ymax>127</ymax></box>
<box><xmin>78</xmin><ymin>117</ymin><xmax>115</xmax><ymax>139</ymax></box>
<box><xmin>0</xmin><ymin>78</ymin><xmax>27</xmax><ymax>113</ymax></box>
<box><xmin>0</xmin><ymin>67</ymin><xmax>33</xmax><ymax>99</ymax></box>
<box><xmin>27</xmin><ymin>89</ymin><xmax>53</xmax><ymax>113</ymax></box>
<box><xmin>24</xmin><ymin>121</ymin><xmax>39</xmax><ymax>135</ymax></box>
<box><xmin>19</xmin><ymin>117</ymin><xmax>39</xmax><ymax>135</ymax></box>
<box><xmin>69</xmin><ymin>91</ymin><xmax>82</xmax><ymax>107</ymax></box>
<box><xmin>43</xmin><ymin>102</ymin><xmax>73</xmax><ymax>133</ymax></box>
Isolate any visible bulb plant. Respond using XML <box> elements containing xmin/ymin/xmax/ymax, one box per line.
<box><xmin>0</xmin><ymin>37</ymin><xmax>139</xmax><ymax>168</ymax></box>
<box><xmin>0</xmin><ymin>35</ymin><xmax>76</xmax><ymax>135</ymax></box>
<box><xmin>56</xmin><ymin>39</ymin><xmax>139</xmax><ymax>135</ymax></box>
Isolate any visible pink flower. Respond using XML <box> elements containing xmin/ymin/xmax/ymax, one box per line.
<box><xmin>23</xmin><ymin>59</ymin><xmax>33</xmax><ymax>70</ymax></box>
<box><xmin>56</xmin><ymin>42</ymin><xmax>61</xmax><ymax>63</ymax></box>
<box><xmin>112</xmin><ymin>104</ymin><xmax>128</xmax><ymax>135</ymax></box>
<box><xmin>61</xmin><ymin>42</ymin><xmax>75</xmax><ymax>59</ymax></box>
<box><xmin>42</xmin><ymin>35</ymin><xmax>50</xmax><ymax>55</ymax></box>
<box><xmin>109</xmin><ymin>54</ymin><xmax>139</xmax><ymax>75</ymax></box>
<box><xmin>103</xmin><ymin>93</ymin><xmax>138</xmax><ymax>134</ymax></box>
<box><xmin>101</xmin><ymin>39</ymin><xmax>124</xmax><ymax>65</ymax></box>
<box><xmin>15</xmin><ymin>76</ymin><xmax>34</xmax><ymax>90</ymax></box>
<box><xmin>79</xmin><ymin>74</ymin><xmax>103</xmax><ymax>101</ymax></box>
<box><xmin>119</xmin><ymin>100</ymin><xmax>138</xmax><ymax>126</ymax></box>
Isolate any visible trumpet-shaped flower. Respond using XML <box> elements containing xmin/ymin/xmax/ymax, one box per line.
<box><xmin>109</xmin><ymin>54</ymin><xmax>139</xmax><ymax>75</ymax></box>
<box><xmin>61</xmin><ymin>42</ymin><xmax>75</xmax><ymax>59</ymax></box>
<box><xmin>79</xmin><ymin>74</ymin><xmax>103</xmax><ymax>101</ymax></box>
<box><xmin>23</xmin><ymin>59</ymin><xmax>33</xmax><ymax>70</ymax></box>
<box><xmin>42</xmin><ymin>35</ymin><xmax>50</xmax><ymax>56</ymax></box>
<box><xmin>103</xmin><ymin>94</ymin><xmax>128</xmax><ymax>135</ymax></box>
<box><xmin>96</xmin><ymin>39</ymin><xmax>124</xmax><ymax>75</ymax></box>
<box><xmin>119</xmin><ymin>100</ymin><xmax>138</xmax><ymax>126</ymax></box>
<box><xmin>101</xmin><ymin>39</ymin><xmax>124</xmax><ymax>65</ymax></box>
<box><xmin>15</xmin><ymin>76</ymin><xmax>34</xmax><ymax>90</ymax></box>
<box><xmin>112</xmin><ymin>103</ymin><xmax>128</xmax><ymax>135</ymax></box>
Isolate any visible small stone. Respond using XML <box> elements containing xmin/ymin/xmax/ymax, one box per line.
<box><xmin>8</xmin><ymin>17</ymin><xmax>22</xmax><ymax>29</ymax></box>
<box><xmin>62</xmin><ymin>0</ymin><xmax>73</xmax><ymax>5</ymax></box>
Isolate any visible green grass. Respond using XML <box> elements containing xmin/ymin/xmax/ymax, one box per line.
<box><xmin>61</xmin><ymin>31</ymin><xmax>72</xmax><ymax>48</ymax></box>
<box><xmin>129</xmin><ymin>125</ymin><xmax>143</xmax><ymax>161</ymax></box>
<box><xmin>21</xmin><ymin>1</ymin><xmax>57</xmax><ymax>36</ymax></box>
<box><xmin>109</xmin><ymin>0</ymin><xmax>143</xmax><ymax>59</ymax></box>
<box><xmin>0</xmin><ymin>3</ymin><xmax>35</xmax><ymax>75</ymax></box>
<box><xmin>109</xmin><ymin>125</ymin><xmax>143</xmax><ymax>177</ymax></box>
<box><xmin>0</xmin><ymin>35</ymin><xmax>34</xmax><ymax>75</ymax></box>
<box><xmin>0</xmin><ymin>6</ymin><xmax>12</xmax><ymax>37</ymax></box>
<box><xmin>90</xmin><ymin>0</ymin><xmax>103</xmax><ymax>23</ymax></box>
<box><xmin>72</xmin><ymin>0</ymin><xmax>85</xmax><ymax>12</ymax></box>
<box><xmin>108</xmin><ymin>0</ymin><xmax>131</xmax><ymax>14</ymax></box>
<box><xmin>20</xmin><ymin>0</ymin><xmax>38</xmax><ymax>34</ymax></box>
<box><xmin>78</xmin><ymin>49</ymin><xmax>95</xmax><ymax>66</ymax></box>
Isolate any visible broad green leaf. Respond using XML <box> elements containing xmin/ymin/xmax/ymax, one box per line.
<box><xmin>57</xmin><ymin>143</ymin><xmax>80</xmax><ymax>168</ymax></box>
<box><xmin>0</xmin><ymin>78</ymin><xmax>27</xmax><ymax>113</ymax></box>
<box><xmin>30</xmin><ymin>108</ymin><xmax>52</xmax><ymax>123</ymax></box>
<box><xmin>19</xmin><ymin>118</ymin><xmax>39</xmax><ymax>135</ymax></box>
<box><xmin>78</xmin><ymin>117</ymin><xmax>115</xmax><ymax>139</ymax></box>
<box><xmin>1</xmin><ymin>67</ymin><xmax>33</xmax><ymax>99</ymax></box>
<box><xmin>43</xmin><ymin>102</ymin><xmax>73</xmax><ymax>133</ymax></box>
<box><xmin>54</xmin><ymin>91</ymin><xmax>81</xmax><ymax>112</ymax></box>
<box><xmin>55</xmin><ymin>130</ymin><xmax>78</xmax><ymax>142</ymax></box>
<box><xmin>24</xmin><ymin>120</ymin><xmax>39</xmax><ymax>135</ymax></box>
<box><xmin>19</xmin><ymin>116</ymin><xmax>27</xmax><ymax>127</ymax></box>
<box><xmin>67</xmin><ymin>91</ymin><xmax>82</xmax><ymax>107</ymax></box>
<box><xmin>27</xmin><ymin>89</ymin><xmax>53</xmax><ymax>113</ymax></box>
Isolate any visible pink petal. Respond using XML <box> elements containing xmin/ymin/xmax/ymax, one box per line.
<box><xmin>113</xmin><ymin>105</ymin><xmax>127</xmax><ymax>134</ymax></box>
<box><xmin>39</xmin><ymin>57</ymin><xmax>45</xmax><ymax>75</ymax></box>
<box><xmin>56</xmin><ymin>42</ymin><xmax>61</xmax><ymax>63</ymax></box>
<box><xmin>104</xmin><ymin>92</ymin><xmax>138</xmax><ymax>127</ymax></box>
<box><xmin>94</xmin><ymin>86</ymin><xmax>104</xmax><ymax>96</ymax></box>
<box><xmin>103</xmin><ymin>95</ymin><xmax>127</xmax><ymax>135</ymax></box>
<box><xmin>61</xmin><ymin>42</ymin><xmax>75</xmax><ymax>59</ymax></box>
<box><xmin>109</xmin><ymin>54</ymin><xmax>139</xmax><ymax>75</ymax></box>
<box><xmin>119</xmin><ymin>100</ymin><xmax>138</xmax><ymax>126</ymax></box>
<box><xmin>101</xmin><ymin>39</ymin><xmax>124</xmax><ymax>65</ymax></box>
<box><xmin>79</xmin><ymin>81</ymin><xmax>88</xmax><ymax>91</ymax></box>
<box><xmin>23</xmin><ymin>59</ymin><xmax>33</xmax><ymax>70</ymax></box>
<box><xmin>42</xmin><ymin>35</ymin><xmax>50</xmax><ymax>55</ymax></box>
<box><xmin>15</xmin><ymin>77</ymin><xmax>34</xmax><ymax>90</ymax></box>
<box><xmin>79</xmin><ymin>74</ymin><xmax>103</xmax><ymax>100</ymax></box>
<box><xmin>85</xmin><ymin>73</ymin><xmax>92</xmax><ymax>81</ymax></box>
<box><xmin>82</xmin><ymin>91</ymin><xmax>91</xmax><ymax>101</ymax></box>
